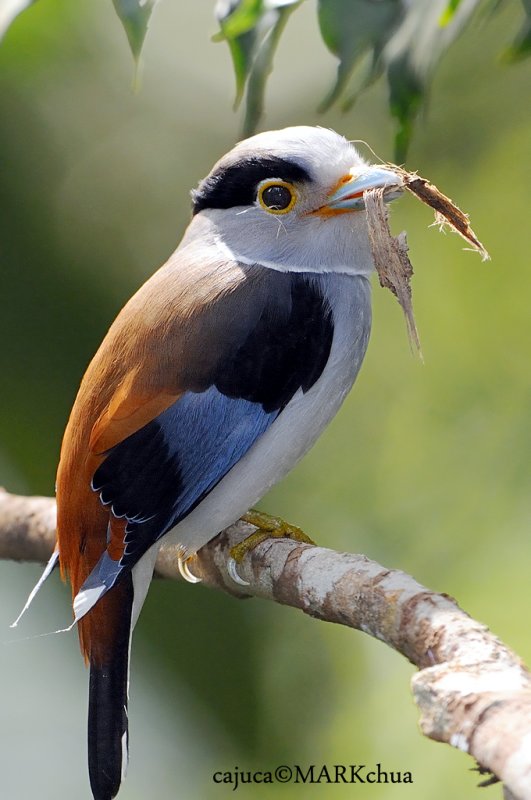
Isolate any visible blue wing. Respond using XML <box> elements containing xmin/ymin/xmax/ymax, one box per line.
<box><xmin>84</xmin><ymin>387</ymin><xmax>277</xmax><ymax>592</ymax></box>
<box><xmin>80</xmin><ymin>271</ymin><xmax>334</xmax><ymax>598</ymax></box>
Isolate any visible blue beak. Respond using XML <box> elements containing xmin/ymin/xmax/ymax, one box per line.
<box><xmin>324</xmin><ymin>166</ymin><xmax>404</xmax><ymax>212</ymax></box>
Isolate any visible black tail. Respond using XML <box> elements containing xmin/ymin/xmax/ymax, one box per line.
<box><xmin>88</xmin><ymin>574</ymin><xmax>134</xmax><ymax>800</ymax></box>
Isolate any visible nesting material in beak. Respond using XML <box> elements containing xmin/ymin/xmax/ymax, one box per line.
<box><xmin>364</xmin><ymin>164</ymin><xmax>489</xmax><ymax>358</ymax></box>
<box><xmin>395</xmin><ymin>167</ymin><xmax>489</xmax><ymax>260</ymax></box>
<box><xmin>365</xmin><ymin>188</ymin><xmax>421</xmax><ymax>357</ymax></box>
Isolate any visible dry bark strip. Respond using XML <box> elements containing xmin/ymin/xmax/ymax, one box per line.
<box><xmin>365</xmin><ymin>167</ymin><xmax>489</xmax><ymax>357</ymax></box>
<box><xmin>365</xmin><ymin>187</ymin><xmax>421</xmax><ymax>356</ymax></box>
<box><xmin>396</xmin><ymin>168</ymin><xmax>490</xmax><ymax>261</ymax></box>
<box><xmin>1</xmin><ymin>487</ymin><xmax>530</xmax><ymax>798</ymax></box>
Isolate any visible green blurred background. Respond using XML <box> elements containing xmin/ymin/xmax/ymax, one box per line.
<box><xmin>0</xmin><ymin>1</ymin><xmax>530</xmax><ymax>798</ymax></box>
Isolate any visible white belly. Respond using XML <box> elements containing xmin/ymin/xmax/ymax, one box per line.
<box><xmin>166</xmin><ymin>273</ymin><xmax>372</xmax><ymax>557</ymax></box>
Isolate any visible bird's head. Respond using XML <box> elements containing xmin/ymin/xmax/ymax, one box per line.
<box><xmin>190</xmin><ymin>126</ymin><xmax>404</xmax><ymax>277</ymax></box>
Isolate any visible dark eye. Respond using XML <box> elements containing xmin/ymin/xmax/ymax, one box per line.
<box><xmin>258</xmin><ymin>181</ymin><xmax>296</xmax><ymax>214</ymax></box>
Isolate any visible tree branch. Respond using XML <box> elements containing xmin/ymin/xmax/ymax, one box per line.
<box><xmin>1</xmin><ymin>487</ymin><xmax>530</xmax><ymax>799</ymax></box>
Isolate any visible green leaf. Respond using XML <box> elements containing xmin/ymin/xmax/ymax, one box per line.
<box><xmin>316</xmin><ymin>0</ymin><xmax>488</xmax><ymax>160</ymax></box>
<box><xmin>501</xmin><ymin>0</ymin><xmax>531</xmax><ymax>62</ymax></box>
<box><xmin>439</xmin><ymin>0</ymin><xmax>464</xmax><ymax>27</ymax></box>
<box><xmin>0</xmin><ymin>0</ymin><xmax>36</xmax><ymax>41</ymax></box>
<box><xmin>216</xmin><ymin>0</ymin><xmax>529</xmax><ymax>158</ymax></box>
<box><xmin>215</xmin><ymin>0</ymin><xmax>264</xmax><ymax>107</ymax></box>
<box><xmin>214</xmin><ymin>0</ymin><xmax>302</xmax><ymax>130</ymax></box>
<box><xmin>112</xmin><ymin>0</ymin><xmax>157</xmax><ymax>62</ymax></box>
<box><xmin>387</xmin><ymin>56</ymin><xmax>424</xmax><ymax>164</ymax></box>
<box><xmin>317</xmin><ymin>0</ymin><xmax>403</xmax><ymax>112</ymax></box>
<box><xmin>243</xmin><ymin>2</ymin><xmax>301</xmax><ymax>135</ymax></box>
<box><xmin>214</xmin><ymin>0</ymin><xmax>264</xmax><ymax>41</ymax></box>
<box><xmin>383</xmin><ymin>0</ymin><xmax>481</xmax><ymax>161</ymax></box>
<box><xmin>316</xmin><ymin>0</ymin><xmax>483</xmax><ymax>159</ymax></box>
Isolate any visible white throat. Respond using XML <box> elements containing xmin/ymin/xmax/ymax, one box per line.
<box><xmin>188</xmin><ymin>209</ymin><xmax>376</xmax><ymax>278</ymax></box>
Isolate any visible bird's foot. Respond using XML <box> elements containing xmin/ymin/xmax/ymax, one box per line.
<box><xmin>227</xmin><ymin>509</ymin><xmax>314</xmax><ymax>586</ymax></box>
<box><xmin>240</xmin><ymin>509</ymin><xmax>314</xmax><ymax>546</ymax></box>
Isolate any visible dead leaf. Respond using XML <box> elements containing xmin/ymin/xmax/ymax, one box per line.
<box><xmin>391</xmin><ymin>166</ymin><xmax>490</xmax><ymax>261</ymax></box>
<box><xmin>365</xmin><ymin>187</ymin><xmax>422</xmax><ymax>358</ymax></box>
<box><xmin>364</xmin><ymin>164</ymin><xmax>489</xmax><ymax>357</ymax></box>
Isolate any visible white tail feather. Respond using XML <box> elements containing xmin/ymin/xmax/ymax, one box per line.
<box><xmin>10</xmin><ymin>549</ymin><xmax>60</xmax><ymax>628</ymax></box>
<box><xmin>72</xmin><ymin>585</ymin><xmax>106</xmax><ymax>623</ymax></box>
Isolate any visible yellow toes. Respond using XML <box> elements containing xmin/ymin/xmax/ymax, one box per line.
<box><xmin>230</xmin><ymin>509</ymin><xmax>314</xmax><ymax>563</ymax></box>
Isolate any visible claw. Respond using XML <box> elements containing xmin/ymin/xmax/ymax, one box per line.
<box><xmin>226</xmin><ymin>510</ymin><xmax>313</xmax><ymax>587</ymax></box>
<box><xmin>177</xmin><ymin>556</ymin><xmax>202</xmax><ymax>584</ymax></box>
<box><xmin>227</xmin><ymin>557</ymin><xmax>250</xmax><ymax>587</ymax></box>
<box><xmin>241</xmin><ymin>510</ymin><xmax>314</xmax><ymax>545</ymax></box>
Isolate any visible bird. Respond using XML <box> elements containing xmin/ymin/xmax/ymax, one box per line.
<box><xmin>19</xmin><ymin>126</ymin><xmax>403</xmax><ymax>799</ymax></box>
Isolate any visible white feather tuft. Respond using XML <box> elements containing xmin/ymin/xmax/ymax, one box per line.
<box><xmin>73</xmin><ymin>585</ymin><xmax>105</xmax><ymax>622</ymax></box>
<box><xmin>121</xmin><ymin>727</ymin><xmax>129</xmax><ymax>781</ymax></box>
<box><xmin>10</xmin><ymin>549</ymin><xmax>60</xmax><ymax>628</ymax></box>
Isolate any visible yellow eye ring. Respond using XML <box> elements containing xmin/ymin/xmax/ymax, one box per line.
<box><xmin>257</xmin><ymin>180</ymin><xmax>297</xmax><ymax>215</ymax></box>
